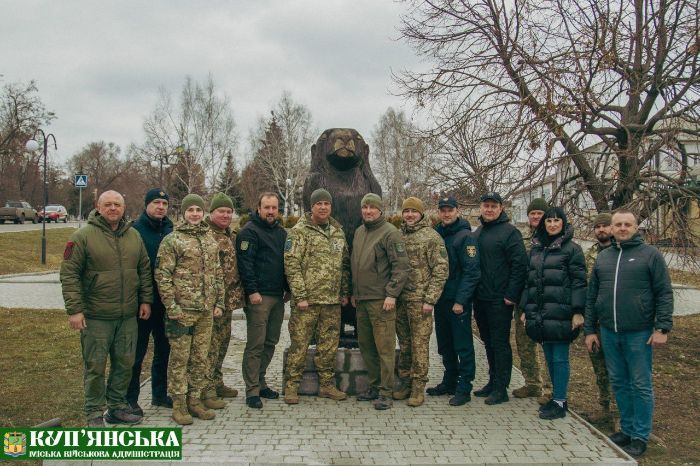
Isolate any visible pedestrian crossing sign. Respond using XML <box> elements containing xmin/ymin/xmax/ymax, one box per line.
<box><xmin>74</xmin><ymin>174</ymin><xmax>88</xmax><ymax>187</ymax></box>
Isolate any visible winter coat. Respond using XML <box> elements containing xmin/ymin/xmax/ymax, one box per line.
<box><xmin>60</xmin><ymin>209</ymin><xmax>153</xmax><ymax>319</ymax></box>
<box><xmin>435</xmin><ymin>218</ymin><xmax>480</xmax><ymax>305</ymax></box>
<box><xmin>521</xmin><ymin>225</ymin><xmax>587</xmax><ymax>342</ymax></box>
<box><xmin>236</xmin><ymin>212</ymin><xmax>288</xmax><ymax>298</ymax></box>
<box><xmin>133</xmin><ymin>211</ymin><xmax>173</xmax><ymax>312</ymax></box>
<box><xmin>399</xmin><ymin>215</ymin><xmax>449</xmax><ymax>305</ymax></box>
<box><xmin>584</xmin><ymin>233</ymin><xmax>673</xmax><ymax>334</ymax></box>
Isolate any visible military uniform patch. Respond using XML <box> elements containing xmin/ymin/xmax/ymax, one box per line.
<box><xmin>466</xmin><ymin>245</ymin><xmax>477</xmax><ymax>257</ymax></box>
<box><xmin>284</xmin><ymin>238</ymin><xmax>293</xmax><ymax>252</ymax></box>
<box><xmin>394</xmin><ymin>242</ymin><xmax>406</xmax><ymax>255</ymax></box>
<box><xmin>63</xmin><ymin>241</ymin><xmax>75</xmax><ymax>260</ymax></box>
<box><xmin>440</xmin><ymin>246</ymin><xmax>447</xmax><ymax>258</ymax></box>
<box><xmin>240</xmin><ymin>240</ymin><xmax>249</xmax><ymax>251</ymax></box>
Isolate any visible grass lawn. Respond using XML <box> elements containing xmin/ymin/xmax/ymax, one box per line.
<box><xmin>0</xmin><ymin>228</ymin><xmax>76</xmax><ymax>274</ymax></box>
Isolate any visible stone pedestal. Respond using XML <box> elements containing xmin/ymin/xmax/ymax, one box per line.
<box><xmin>282</xmin><ymin>347</ymin><xmax>401</xmax><ymax>396</ymax></box>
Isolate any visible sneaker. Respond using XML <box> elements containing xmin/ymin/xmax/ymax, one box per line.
<box><xmin>512</xmin><ymin>385</ymin><xmax>542</xmax><ymax>398</ymax></box>
<box><xmin>87</xmin><ymin>416</ymin><xmax>104</xmax><ymax>427</ymax></box>
<box><xmin>449</xmin><ymin>392</ymin><xmax>471</xmax><ymax>406</ymax></box>
<box><xmin>259</xmin><ymin>387</ymin><xmax>279</xmax><ymax>399</ymax></box>
<box><xmin>246</xmin><ymin>396</ymin><xmax>263</xmax><ymax>409</ymax></box>
<box><xmin>127</xmin><ymin>401</ymin><xmax>143</xmax><ymax>417</ymax></box>
<box><xmin>622</xmin><ymin>439</ymin><xmax>647</xmax><ymax>457</ymax></box>
<box><xmin>152</xmin><ymin>396</ymin><xmax>173</xmax><ymax>408</ymax></box>
<box><xmin>473</xmin><ymin>383</ymin><xmax>493</xmax><ymax>397</ymax></box>
<box><xmin>373</xmin><ymin>395</ymin><xmax>393</xmax><ymax>410</ymax></box>
<box><xmin>538</xmin><ymin>399</ymin><xmax>556</xmax><ymax>414</ymax></box>
<box><xmin>609</xmin><ymin>431</ymin><xmax>632</xmax><ymax>447</ymax></box>
<box><xmin>104</xmin><ymin>408</ymin><xmax>142</xmax><ymax>425</ymax></box>
<box><xmin>539</xmin><ymin>400</ymin><xmax>567</xmax><ymax>420</ymax></box>
<box><xmin>484</xmin><ymin>390</ymin><xmax>509</xmax><ymax>405</ymax></box>
<box><xmin>426</xmin><ymin>382</ymin><xmax>456</xmax><ymax>396</ymax></box>
<box><xmin>357</xmin><ymin>387</ymin><xmax>379</xmax><ymax>401</ymax></box>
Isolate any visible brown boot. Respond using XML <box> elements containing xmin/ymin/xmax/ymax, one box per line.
<box><xmin>319</xmin><ymin>384</ymin><xmax>347</xmax><ymax>401</ymax></box>
<box><xmin>512</xmin><ymin>385</ymin><xmax>542</xmax><ymax>398</ymax></box>
<box><xmin>284</xmin><ymin>383</ymin><xmax>299</xmax><ymax>405</ymax></box>
<box><xmin>407</xmin><ymin>383</ymin><xmax>425</xmax><ymax>407</ymax></box>
<box><xmin>216</xmin><ymin>384</ymin><xmax>239</xmax><ymax>398</ymax></box>
<box><xmin>392</xmin><ymin>379</ymin><xmax>412</xmax><ymax>400</ymax></box>
<box><xmin>187</xmin><ymin>396</ymin><xmax>215</xmax><ymax>420</ymax></box>
<box><xmin>171</xmin><ymin>396</ymin><xmax>193</xmax><ymax>425</ymax></box>
<box><xmin>588</xmin><ymin>402</ymin><xmax>613</xmax><ymax>425</ymax></box>
<box><xmin>201</xmin><ymin>390</ymin><xmax>226</xmax><ymax>409</ymax></box>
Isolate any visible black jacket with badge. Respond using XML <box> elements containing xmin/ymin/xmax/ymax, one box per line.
<box><xmin>236</xmin><ymin>212</ymin><xmax>288</xmax><ymax>298</ymax></box>
<box><xmin>474</xmin><ymin>211</ymin><xmax>528</xmax><ymax>303</ymax></box>
<box><xmin>584</xmin><ymin>233</ymin><xmax>673</xmax><ymax>334</ymax></box>
<box><xmin>521</xmin><ymin>224</ymin><xmax>587</xmax><ymax>342</ymax></box>
<box><xmin>435</xmin><ymin>218</ymin><xmax>481</xmax><ymax>305</ymax></box>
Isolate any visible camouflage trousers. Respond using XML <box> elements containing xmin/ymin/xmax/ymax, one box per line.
<box><xmin>166</xmin><ymin>310</ymin><xmax>213</xmax><ymax>397</ymax></box>
<box><xmin>205</xmin><ymin>306</ymin><xmax>233</xmax><ymax>392</ymax></box>
<box><xmin>396</xmin><ymin>300</ymin><xmax>433</xmax><ymax>384</ymax></box>
<box><xmin>589</xmin><ymin>331</ymin><xmax>612</xmax><ymax>407</ymax></box>
<box><xmin>285</xmin><ymin>304</ymin><xmax>341</xmax><ymax>386</ymax></box>
<box><xmin>514</xmin><ymin>307</ymin><xmax>552</xmax><ymax>396</ymax></box>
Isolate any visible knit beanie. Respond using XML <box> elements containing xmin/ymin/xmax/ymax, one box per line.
<box><xmin>210</xmin><ymin>192</ymin><xmax>234</xmax><ymax>211</ymax></box>
<box><xmin>181</xmin><ymin>193</ymin><xmax>206</xmax><ymax>214</ymax></box>
<box><xmin>310</xmin><ymin>188</ymin><xmax>332</xmax><ymax>206</ymax></box>
<box><xmin>592</xmin><ymin>212</ymin><xmax>612</xmax><ymax>226</ymax></box>
<box><xmin>527</xmin><ymin>197</ymin><xmax>548</xmax><ymax>214</ymax></box>
<box><xmin>401</xmin><ymin>197</ymin><xmax>425</xmax><ymax>215</ymax></box>
<box><xmin>361</xmin><ymin>193</ymin><xmax>383</xmax><ymax>211</ymax></box>
<box><xmin>144</xmin><ymin>188</ymin><xmax>169</xmax><ymax>207</ymax></box>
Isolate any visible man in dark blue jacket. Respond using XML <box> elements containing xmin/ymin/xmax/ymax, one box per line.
<box><xmin>236</xmin><ymin>192</ymin><xmax>289</xmax><ymax>409</ymax></box>
<box><xmin>473</xmin><ymin>192</ymin><xmax>528</xmax><ymax>405</ymax></box>
<box><xmin>584</xmin><ymin>209</ymin><xmax>673</xmax><ymax>457</ymax></box>
<box><xmin>426</xmin><ymin>197</ymin><xmax>481</xmax><ymax>406</ymax></box>
<box><xmin>127</xmin><ymin>188</ymin><xmax>174</xmax><ymax>415</ymax></box>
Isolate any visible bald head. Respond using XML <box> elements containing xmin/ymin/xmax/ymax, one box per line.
<box><xmin>97</xmin><ymin>190</ymin><xmax>125</xmax><ymax>230</ymax></box>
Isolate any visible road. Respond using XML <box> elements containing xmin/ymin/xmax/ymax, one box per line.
<box><xmin>0</xmin><ymin>220</ymin><xmax>80</xmax><ymax>234</ymax></box>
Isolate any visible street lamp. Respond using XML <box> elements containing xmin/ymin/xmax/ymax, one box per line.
<box><xmin>26</xmin><ymin>129</ymin><xmax>57</xmax><ymax>265</ymax></box>
<box><xmin>151</xmin><ymin>144</ymin><xmax>185</xmax><ymax>186</ymax></box>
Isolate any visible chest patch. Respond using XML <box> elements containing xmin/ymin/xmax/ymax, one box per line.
<box><xmin>466</xmin><ymin>245</ymin><xmax>477</xmax><ymax>257</ymax></box>
<box><xmin>240</xmin><ymin>240</ymin><xmax>249</xmax><ymax>251</ymax></box>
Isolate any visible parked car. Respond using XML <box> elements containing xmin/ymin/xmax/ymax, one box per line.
<box><xmin>0</xmin><ymin>201</ymin><xmax>38</xmax><ymax>224</ymax></box>
<box><xmin>39</xmin><ymin>205</ymin><xmax>68</xmax><ymax>223</ymax></box>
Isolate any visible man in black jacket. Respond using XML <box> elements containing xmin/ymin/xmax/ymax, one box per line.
<box><xmin>584</xmin><ymin>210</ymin><xmax>673</xmax><ymax>457</ymax></box>
<box><xmin>426</xmin><ymin>196</ymin><xmax>481</xmax><ymax>407</ymax></box>
<box><xmin>236</xmin><ymin>192</ymin><xmax>288</xmax><ymax>409</ymax></box>
<box><xmin>127</xmin><ymin>188</ymin><xmax>174</xmax><ymax>415</ymax></box>
<box><xmin>473</xmin><ymin>192</ymin><xmax>528</xmax><ymax>405</ymax></box>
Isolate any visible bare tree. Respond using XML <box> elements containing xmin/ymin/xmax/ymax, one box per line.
<box><xmin>396</xmin><ymin>0</ymin><xmax>700</xmax><ymax>237</ymax></box>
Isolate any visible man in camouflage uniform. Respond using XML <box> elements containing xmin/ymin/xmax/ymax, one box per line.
<box><xmin>156</xmin><ymin>193</ymin><xmax>225</xmax><ymax>425</ymax></box>
<box><xmin>201</xmin><ymin>193</ymin><xmax>244</xmax><ymax>410</ymax></box>
<box><xmin>584</xmin><ymin>212</ymin><xmax>615</xmax><ymax>425</ymax></box>
<box><xmin>513</xmin><ymin>198</ymin><xmax>552</xmax><ymax>401</ymax></box>
<box><xmin>351</xmin><ymin>193</ymin><xmax>410</xmax><ymax>410</ymax></box>
<box><xmin>394</xmin><ymin>197</ymin><xmax>448</xmax><ymax>407</ymax></box>
<box><xmin>283</xmin><ymin>189</ymin><xmax>351</xmax><ymax>404</ymax></box>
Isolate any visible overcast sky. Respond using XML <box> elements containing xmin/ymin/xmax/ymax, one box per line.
<box><xmin>2</xmin><ymin>0</ymin><xmax>424</xmax><ymax>166</ymax></box>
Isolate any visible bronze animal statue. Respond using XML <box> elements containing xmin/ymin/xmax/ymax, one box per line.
<box><xmin>303</xmin><ymin>128</ymin><xmax>381</xmax><ymax>344</ymax></box>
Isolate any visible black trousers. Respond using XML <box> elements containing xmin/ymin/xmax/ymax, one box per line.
<box><xmin>126</xmin><ymin>303</ymin><xmax>170</xmax><ymax>404</ymax></box>
<box><xmin>434</xmin><ymin>299</ymin><xmax>476</xmax><ymax>394</ymax></box>
<box><xmin>473</xmin><ymin>299</ymin><xmax>514</xmax><ymax>393</ymax></box>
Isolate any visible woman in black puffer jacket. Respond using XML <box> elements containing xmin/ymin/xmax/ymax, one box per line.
<box><xmin>520</xmin><ymin>207</ymin><xmax>586</xmax><ymax>420</ymax></box>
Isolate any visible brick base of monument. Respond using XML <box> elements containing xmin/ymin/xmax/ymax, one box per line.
<box><xmin>282</xmin><ymin>347</ymin><xmax>401</xmax><ymax>396</ymax></box>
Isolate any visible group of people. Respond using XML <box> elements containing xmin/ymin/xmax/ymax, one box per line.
<box><xmin>60</xmin><ymin>186</ymin><xmax>673</xmax><ymax>458</ymax></box>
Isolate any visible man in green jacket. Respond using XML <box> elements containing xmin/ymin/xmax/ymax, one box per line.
<box><xmin>351</xmin><ymin>193</ymin><xmax>410</xmax><ymax>410</ymax></box>
<box><xmin>60</xmin><ymin>190</ymin><xmax>153</xmax><ymax>427</ymax></box>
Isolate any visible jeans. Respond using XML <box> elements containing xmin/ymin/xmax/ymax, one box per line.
<box><xmin>542</xmin><ymin>341</ymin><xmax>570</xmax><ymax>401</ymax></box>
<box><xmin>434</xmin><ymin>299</ymin><xmax>476</xmax><ymax>394</ymax></box>
<box><xmin>474</xmin><ymin>300</ymin><xmax>514</xmax><ymax>392</ymax></box>
<box><xmin>600</xmin><ymin>326</ymin><xmax>654</xmax><ymax>441</ymax></box>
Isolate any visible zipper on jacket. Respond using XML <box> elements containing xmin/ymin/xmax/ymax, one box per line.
<box><xmin>115</xmin><ymin>232</ymin><xmax>124</xmax><ymax>316</ymax></box>
<box><xmin>613</xmin><ymin>248</ymin><xmax>623</xmax><ymax>332</ymax></box>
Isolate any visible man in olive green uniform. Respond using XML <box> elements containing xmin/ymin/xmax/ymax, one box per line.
<box><xmin>351</xmin><ymin>193</ymin><xmax>410</xmax><ymax>410</ymax></box>
<box><xmin>512</xmin><ymin>198</ymin><xmax>551</xmax><ymax>401</ymax></box>
<box><xmin>584</xmin><ymin>212</ymin><xmax>614</xmax><ymax>425</ymax></box>
<box><xmin>61</xmin><ymin>190</ymin><xmax>153</xmax><ymax>427</ymax></box>
<box><xmin>201</xmin><ymin>192</ymin><xmax>244</xmax><ymax>410</ymax></box>
<box><xmin>395</xmin><ymin>197</ymin><xmax>448</xmax><ymax>407</ymax></box>
<box><xmin>283</xmin><ymin>189</ymin><xmax>351</xmax><ymax>404</ymax></box>
<box><xmin>156</xmin><ymin>193</ymin><xmax>225</xmax><ymax>424</ymax></box>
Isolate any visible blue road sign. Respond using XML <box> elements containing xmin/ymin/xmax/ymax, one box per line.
<box><xmin>74</xmin><ymin>174</ymin><xmax>88</xmax><ymax>187</ymax></box>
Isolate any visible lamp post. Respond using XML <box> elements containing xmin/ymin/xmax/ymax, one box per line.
<box><xmin>151</xmin><ymin>144</ymin><xmax>185</xmax><ymax>187</ymax></box>
<box><xmin>26</xmin><ymin>129</ymin><xmax>57</xmax><ymax>265</ymax></box>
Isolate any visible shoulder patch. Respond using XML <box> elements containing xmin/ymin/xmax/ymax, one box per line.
<box><xmin>240</xmin><ymin>240</ymin><xmax>249</xmax><ymax>251</ymax></box>
<box><xmin>63</xmin><ymin>241</ymin><xmax>75</xmax><ymax>260</ymax></box>
<box><xmin>284</xmin><ymin>238</ymin><xmax>293</xmax><ymax>252</ymax></box>
<box><xmin>440</xmin><ymin>246</ymin><xmax>447</xmax><ymax>258</ymax></box>
<box><xmin>466</xmin><ymin>245</ymin><xmax>477</xmax><ymax>258</ymax></box>
<box><xmin>394</xmin><ymin>242</ymin><xmax>406</xmax><ymax>255</ymax></box>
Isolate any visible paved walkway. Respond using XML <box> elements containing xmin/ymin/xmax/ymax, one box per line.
<box><xmin>131</xmin><ymin>323</ymin><xmax>634</xmax><ymax>465</ymax></box>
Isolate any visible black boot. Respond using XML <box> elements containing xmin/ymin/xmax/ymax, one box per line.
<box><xmin>473</xmin><ymin>382</ymin><xmax>493</xmax><ymax>397</ymax></box>
<box><xmin>426</xmin><ymin>382</ymin><xmax>455</xmax><ymax>396</ymax></box>
<box><xmin>484</xmin><ymin>390</ymin><xmax>509</xmax><ymax>405</ymax></box>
